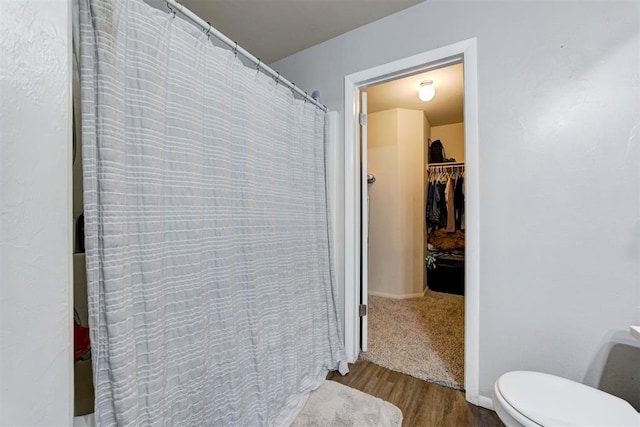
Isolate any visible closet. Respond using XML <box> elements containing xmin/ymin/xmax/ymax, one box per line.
<box><xmin>425</xmin><ymin>162</ymin><xmax>465</xmax><ymax>295</ymax></box>
<box><xmin>362</xmin><ymin>64</ymin><xmax>467</xmax><ymax>391</ymax></box>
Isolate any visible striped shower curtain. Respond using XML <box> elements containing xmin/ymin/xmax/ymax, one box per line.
<box><xmin>79</xmin><ymin>0</ymin><xmax>347</xmax><ymax>424</ymax></box>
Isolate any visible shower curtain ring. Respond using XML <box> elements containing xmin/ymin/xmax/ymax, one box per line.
<box><xmin>275</xmin><ymin>72</ymin><xmax>280</xmax><ymax>85</ymax></box>
<box><xmin>304</xmin><ymin>91</ymin><xmax>308</xmax><ymax>103</ymax></box>
<box><xmin>256</xmin><ymin>58</ymin><xmax>261</xmax><ymax>72</ymax></box>
<box><xmin>205</xmin><ymin>21</ymin><xmax>212</xmax><ymax>39</ymax></box>
<box><xmin>233</xmin><ymin>41</ymin><xmax>238</xmax><ymax>57</ymax></box>
<box><xmin>166</xmin><ymin>2</ymin><xmax>176</xmax><ymax>18</ymax></box>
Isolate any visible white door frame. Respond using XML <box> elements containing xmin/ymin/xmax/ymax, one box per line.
<box><xmin>360</xmin><ymin>91</ymin><xmax>369</xmax><ymax>352</ymax></box>
<box><xmin>343</xmin><ymin>38</ymin><xmax>481</xmax><ymax>405</ymax></box>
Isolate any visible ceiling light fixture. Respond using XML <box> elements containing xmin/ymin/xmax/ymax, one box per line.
<box><xmin>418</xmin><ymin>80</ymin><xmax>435</xmax><ymax>102</ymax></box>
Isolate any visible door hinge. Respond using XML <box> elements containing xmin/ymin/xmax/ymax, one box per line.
<box><xmin>359</xmin><ymin>304</ymin><xmax>367</xmax><ymax>317</ymax></box>
<box><xmin>359</xmin><ymin>113</ymin><xmax>367</xmax><ymax>126</ymax></box>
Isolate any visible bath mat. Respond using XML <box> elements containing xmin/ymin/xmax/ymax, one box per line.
<box><xmin>292</xmin><ymin>380</ymin><xmax>403</xmax><ymax>427</ymax></box>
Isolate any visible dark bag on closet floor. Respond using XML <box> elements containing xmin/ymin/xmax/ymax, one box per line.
<box><xmin>430</xmin><ymin>139</ymin><xmax>444</xmax><ymax>163</ymax></box>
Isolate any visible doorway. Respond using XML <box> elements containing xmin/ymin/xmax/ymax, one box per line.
<box><xmin>360</xmin><ymin>62</ymin><xmax>466</xmax><ymax>390</ymax></box>
<box><xmin>342</xmin><ymin>38</ymin><xmax>482</xmax><ymax>405</ymax></box>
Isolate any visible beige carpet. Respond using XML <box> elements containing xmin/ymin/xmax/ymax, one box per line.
<box><xmin>360</xmin><ymin>292</ymin><xmax>464</xmax><ymax>390</ymax></box>
<box><xmin>293</xmin><ymin>380</ymin><xmax>403</xmax><ymax>427</ymax></box>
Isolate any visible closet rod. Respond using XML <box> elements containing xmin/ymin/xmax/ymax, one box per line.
<box><xmin>428</xmin><ymin>162</ymin><xmax>465</xmax><ymax>167</ymax></box>
<box><xmin>165</xmin><ymin>0</ymin><xmax>327</xmax><ymax>112</ymax></box>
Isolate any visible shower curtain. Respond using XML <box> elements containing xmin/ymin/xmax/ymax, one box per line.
<box><xmin>79</xmin><ymin>0</ymin><xmax>347</xmax><ymax>425</ymax></box>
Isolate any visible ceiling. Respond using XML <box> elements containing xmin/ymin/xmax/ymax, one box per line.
<box><xmin>363</xmin><ymin>62</ymin><xmax>464</xmax><ymax>126</ymax></box>
<box><xmin>155</xmin><ymin>0</ymin><xmax>424</xmax><ymax>64</ymax></box>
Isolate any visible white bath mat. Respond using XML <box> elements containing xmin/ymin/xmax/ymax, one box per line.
<box><xmin>292</xmin><ymin>380</ymin><xmax>403</xmax><ymax>426</ymax></box>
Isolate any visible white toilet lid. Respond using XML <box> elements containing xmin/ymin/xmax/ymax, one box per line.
<box><xmin>496</xmin><ymin>371</ymin><xmax>640</xmax><ymax>426</ymax></box>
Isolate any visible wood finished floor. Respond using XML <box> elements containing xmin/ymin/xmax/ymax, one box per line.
<box><xmin>327</xmin><ymin>361</ymin><xmax>504</xmax><ymax>427</ymax></box>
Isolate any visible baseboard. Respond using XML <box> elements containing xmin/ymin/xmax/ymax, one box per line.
<box><xmin>368</xmin><ymin>291</ymin><xmax>424</xmax><ymax>299</ymax></box>
<box><xmin>477</xmin><ymin>395</ymin><xmax>494</xmax><ymax>410</ymax></box>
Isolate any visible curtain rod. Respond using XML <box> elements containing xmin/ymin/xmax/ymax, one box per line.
<box><xmin>165</xmin><ymin>0</ymin><xmax>327</xmax><ymax>112</ymax></box>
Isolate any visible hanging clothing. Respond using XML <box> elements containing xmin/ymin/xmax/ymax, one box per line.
<box><xmin>454</xmin><ymin>176</ymin><xmax>465</xmax><ymax>231</ymax></box>
<box><xmin>427</xmin><ymin>181</ymin><xmax>447</xmax><ymax>231</ymax></box>
<box><xmin>445</xmin><ymin>177</ymin><xmax>456</xmax><ymax>232</ymax></box>
<box><xmin>426</xmin><ymin>164</ymin><xmax>465</xmax><ymax>232</ymax></box>
<box><xmin>426</xmin><ymin>181</ymin><xmax>438</xmax><ymax>228</ymax></box>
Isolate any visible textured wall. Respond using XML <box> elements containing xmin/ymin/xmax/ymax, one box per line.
<box><xmin>273</xmin><ymin>0</ymin><xmax>640</xmax><ymax>401</ymax></box>
<box><xmin>0</xmin><ymin>0</ymin><xmax>73</xmax><ymax>424</ymax></box>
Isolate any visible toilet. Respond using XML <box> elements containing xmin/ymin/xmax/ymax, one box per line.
<box><xmin>493</xmin><ymin>371</ymin><xmax>640</xmax><ymax>426</ymax></box>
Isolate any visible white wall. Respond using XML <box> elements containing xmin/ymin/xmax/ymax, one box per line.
<box><xmin>272</xmin><ymin>0</ymin><xmax>640</xmax><ymax>400</ymax></box>
<box><xmin>423</xmin><ymin>113</ymin><xmax>432</xmax><ymax>166</ymax></box>
<box><xmin>368</xmin><ymin>109</ymin><xmax>424</xmax><ymax>297</ymax></box>
<box><xmin>0</xmin><ymin>0</ymin><xmax>73</xmax><ymax>425</ymax></box>
<box><xmin>397</xmin><ymin>110</ymin><xmax>426</xmax><ymax>295</ymax></box>
<box><xmin>423</xmin><ymin>113</ymin><xmax>431</xmax><ymax>289</ymax></box>
<box><xmin>368</xmin><ymin>110</ymin><xmax>401</xmax><ymax>295</ymax></box>
<box><xmin>431</xmin><ymin>122</ymin><xmax>464</xmax><ymax>163</ymax></box>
